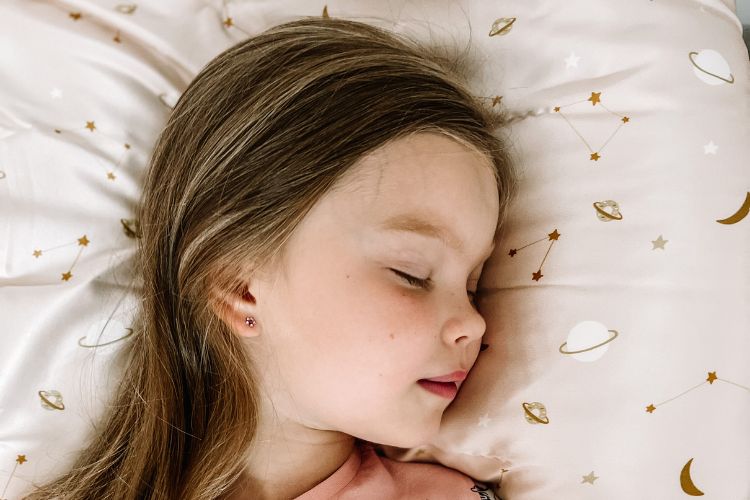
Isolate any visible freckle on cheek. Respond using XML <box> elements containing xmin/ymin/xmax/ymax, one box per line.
<box><xmin>389</xmin><ymin>333</ymin><xmax>395</xmax><ymax>340</ymax></box>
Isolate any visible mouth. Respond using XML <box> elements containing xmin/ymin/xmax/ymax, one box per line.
<box><xmin>421</xmin><ymin>370</ymin><xmax>467</xmax><ymax>383</ymax></box>
<box><xmin>417</xmin><ymin>379</ymin><xmax>458</xmax><ymax>399</ymax></box>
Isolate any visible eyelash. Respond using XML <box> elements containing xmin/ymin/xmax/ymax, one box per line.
<box><xmin>390</xmin><ymin>269</ymin><xmax>478</xmax><ymax>305</ymax></box>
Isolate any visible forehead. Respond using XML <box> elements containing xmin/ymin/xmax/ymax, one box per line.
<box><xmin>331</xmin><ymin>133</ymin><xmax>499</xmax><ymax>256</ymax></box>
<box><xmin>378</xmin><ymin>211</ymin><xmax>494</xmax><ymax>254</ymax></box>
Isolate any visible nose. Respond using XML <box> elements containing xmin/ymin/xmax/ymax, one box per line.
<box><xmin>442</xmin><ymin>296</ymin><xmax>487</xmax><ymax>346</ymax></box>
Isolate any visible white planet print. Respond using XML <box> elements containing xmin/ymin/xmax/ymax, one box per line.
<box><xmin>559</xmin><ymin>320</ymin><xmax>619</xmax><ymax>362</ymax></box>
<box><xmin>688</xmin><ymin>49</ymin><xmax>734</xmax><ymax>85</ymax></box>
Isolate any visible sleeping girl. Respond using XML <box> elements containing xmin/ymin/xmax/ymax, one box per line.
<box><xmin>24</xmin><ymin>16</ymin><xmax>519</xmax><ymax>500</ymax></box>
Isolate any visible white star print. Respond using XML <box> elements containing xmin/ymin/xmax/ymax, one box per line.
<box><xmin>565</xmin><ymin>51</ymin><xmax>580</xmax><ymax>68</ymax></box>
<box><xmin>50</xmin><ymin>88</ymin><xmax>63</xmax><ymax>99</ymax></box>
<box><xmin>478</xmin><ymin>412</ymin><xmax>491</xmax><ymax>427</ymax></box>
<box><xmin>703</xmin><ymin>140</ymin><xmax>718</xmax><ymax>154</ymax></box>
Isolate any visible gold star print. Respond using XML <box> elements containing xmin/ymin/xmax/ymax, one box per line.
<box><xmin>66</xmin><ymin>11</ymin><xmax>123</xmax><ymax>43</ymax></box>
<box><xmin>215</xmin><ymin>0</ymin><xmax>251</xmax><ymax>36</ymax></box>
<box><xmin>33</xmin><ymin>234</ymin><xmax>90</xmax><ymax>281</ymax></box>
<box><xmin>507</xmin><ymin>229</ymin><xmax>561</xmax><ymax>282</ymax></box>
<box><xmin>645</xmin><ymin>370</ymin><xmax>749</xmax><ymax>415</ymax></box>
<box><xmin>652</xmin><ymin>235</ymin><xmax>668</xmax><ymax>250</ymax></box>
<box><xmin>53</xmin><ymin>121</ymin><xmax>131</xmax><ymax>179</ymax></box>
<box><xmin>4</xmin><ymin>454</ymin><xmax>29</xmax><ymax>496</ymax></box>
<box><xmin>322</xmin><ymin>5</ymin><xmax>330</xmax><ymax>18</ymax></box>
<box><xmin>492</xmin><ymin>95</ymin><xmax>503</xmax><ymax>107</ymax></box>
<box><xmin>581</xmin><ymin>471</ymin><xmax>599</xmax><ymax>484</ymax></box>
<box><xmin>552</xmin><ymin>91</ymin><xmax>630</xmax><ymax>162</ymax></box>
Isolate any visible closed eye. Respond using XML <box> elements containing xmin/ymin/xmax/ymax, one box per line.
<box><xmin>390</xmin><ymin>269</ymin><xmax>477</xmax><ymax>305</ymax></box>
<box><xmin>391</xmin><ymin>268</ymin><xmax>430</xmax><ymax>289</ymax></box>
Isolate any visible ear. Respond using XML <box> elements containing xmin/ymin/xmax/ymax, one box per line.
<box><xmin>208</xmin><ymin>284</ymin><xmax>261</xmax><ymax>338</ymax></box>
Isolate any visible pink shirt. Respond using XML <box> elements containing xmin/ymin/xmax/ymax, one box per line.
<box><xmin>293</xmin><ymin>440</ymin><xmax>498</xmax><ymax>500</ymax></box>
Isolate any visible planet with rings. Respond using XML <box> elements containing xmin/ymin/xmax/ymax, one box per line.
<box><xmin>559</xmin><ymin>320</ymin><xmax>619</xmax><ymax>362</ymax></box>
<box><xmin>688</xmin><ymin>49</ymin><xmax>734</xmax><ymax>85</ymax></box>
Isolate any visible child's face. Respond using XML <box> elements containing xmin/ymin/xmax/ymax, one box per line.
<box><xmin>248</xmin><ymin>132</ymin><xmax>499</xmax><ymax>448</ymax></box>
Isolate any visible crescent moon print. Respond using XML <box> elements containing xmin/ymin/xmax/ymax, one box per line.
<box><xmin>716</xmin><ymin>192</ymin><xmax>750</xmax><ymax>224</ymax></box>
<box><xmin>679</xmin><ymin>458</ymin><xmax>705</xmax><ymax>496</ymax></box>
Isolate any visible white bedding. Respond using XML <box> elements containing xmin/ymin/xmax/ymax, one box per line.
<box><xmin>1</xmin><ymin>1</ymin><xmax>748</xmax><ymax>498</ymax></box>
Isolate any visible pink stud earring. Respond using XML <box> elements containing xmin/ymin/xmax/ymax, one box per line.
<box><xmin>244</xmin><ymin>316</ymin><xmax>256</xmax><ymax>327</ymax></box>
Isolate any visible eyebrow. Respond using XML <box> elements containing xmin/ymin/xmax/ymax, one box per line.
<box><xmin>378</xmin><ymin>213</ymin><xmax>496</xmax><ymax>260</ymax></box>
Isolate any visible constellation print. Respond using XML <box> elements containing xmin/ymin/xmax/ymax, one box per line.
<box><xmin>1</xmin><ymin>455</ymin><xmax>27</xmax><ymax>500</ymax></box>
<box><xmin>645</xmin><ymin>370</ymin><xmax>750</xmax><ymax>414</ymax></box>
<box><xmin>32</xmin><ymin>234</ymin><xmax>90</xmax><ymax>281</ymax></box>
<box><xmin>553</xmin><ymin>92</ymin><xmax>630</xmax><ymax>162</ymax></box>
<box><xmin>507</xmin><ymin>229</ymin><xmax>561</xmax><ymax>282</ymax></box>
<box><xmin>53</xmin><ymin>121</ymin><xmax>131</xmax><ymax>181</ymax></box>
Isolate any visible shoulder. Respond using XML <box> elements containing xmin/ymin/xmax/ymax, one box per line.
<box><xmin>355</xmin><ymin>441</ymin><xmax>501</xmax><ymax>500</ymax></box>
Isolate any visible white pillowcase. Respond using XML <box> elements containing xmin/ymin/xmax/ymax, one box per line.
<box><xmin>0</xmin><ymin>1</ymin><xmax>747</xmax><ymax>499</ymax></box>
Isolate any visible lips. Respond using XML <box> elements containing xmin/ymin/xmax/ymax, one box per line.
<box><xmin>422</xmin><ymin>370</ymin><xmax>467</xmax><ymax>383</ymax></box>
<box><xmin>417</xmin><ymin>379</ymin><xmax>458</xmax><ymax>399</ymax></box>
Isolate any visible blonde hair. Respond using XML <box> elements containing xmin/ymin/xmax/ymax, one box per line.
<box><xmin>23</xmin><ymin>16</ymin><xmax>519</xmax><ymax>499</ymax></box>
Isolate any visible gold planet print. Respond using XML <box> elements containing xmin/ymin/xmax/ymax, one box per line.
<box><xmin>522</xmin><ymin>401</ymin><xmax>549</xmax><ymax>424</ymax></box>
<box><xmin>593</xmin><ymin>200</ymin><xmax>623</xmax><ymax>221</ymax></box>
<box><xmin>489</xmin><ymin>17</ymin><xmax>516</xmax><ymax>37</ymax></box>
<box><xmin>120</xmin><ymin>218</ymin><xmax>141</xmax><ymax>238</ymax></box>
<box><xmin>115</xmin><ymin>3</ymin><xmax>137</xmax><ymax>14</ymax></box>
<box><xmin>559</xmin><ymin>320</ymin><xmax>619</xmax><ymax>362</ymax></box>
<box><xmin>38</xmin><ymin>390</ymin><xmax>65</xmax><ymax>411</ymax></box>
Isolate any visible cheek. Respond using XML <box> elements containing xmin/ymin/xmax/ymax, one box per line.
<box><xmin>362</xmin><ymin>281</ymin><xmax>432</xmax><ymax>336</ymax></box>
<box><xmin>295</xmin><ymin>261</ymin><xmax>436</xmax><ymax>358</ymax></box>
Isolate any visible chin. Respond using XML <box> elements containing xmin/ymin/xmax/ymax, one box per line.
<box><xmin>379</xmin><ymin>423</ymin><xmax>441</xmax><ymax>450</ymax></box>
